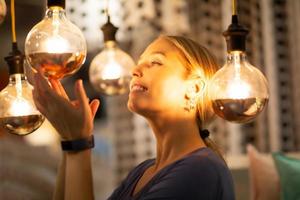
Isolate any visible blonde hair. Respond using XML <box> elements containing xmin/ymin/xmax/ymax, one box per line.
<box><xmin>163</xmin><ymin>35</ymin><xmax>224</xmax><ymax>161</ymax></box>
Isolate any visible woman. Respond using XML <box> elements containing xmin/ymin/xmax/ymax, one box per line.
<box><xmin>32</xmin><ymin>36</ymin><xmax>235</xmax><ymax>200</ymax></box>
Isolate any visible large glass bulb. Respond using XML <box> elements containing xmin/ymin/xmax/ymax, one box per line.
<box><xmin>0</xmin><ymin>0</ymin><xmax>6</xmax><ymax>24</ymax></box>
<box><xmin>25</xmin><ymin>6</ymin><xmax>86</xmax><ymax>79</ymax></box>
<box><xmin>0</xmin><ymin>74</ymin><xmax>45</xmax><ymax>135</ymax></box>
<box><xmin>89</xmin><ymin>41</ymin><xmax>135</xmax><ymax>95</ymax></box>
<box><xmin>209</xmin><ymin>51</ymin><xmax>269</xmax><ymax>123</ymax></box>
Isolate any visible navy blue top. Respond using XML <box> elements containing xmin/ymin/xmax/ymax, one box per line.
<box><xmin>108</xmin><ymin>147</ymin><xmax>235</xmax><ymax>200</ymax></box>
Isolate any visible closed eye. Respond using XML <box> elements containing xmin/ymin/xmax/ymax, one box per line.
<box><xmin>151</xmin><ymin>61</ymin><xmax>162</xmax><ymax>66</ymax></box>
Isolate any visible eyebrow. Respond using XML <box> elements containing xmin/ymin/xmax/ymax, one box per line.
<box><xmin>138</xmin><ymin>51</ymin><xmax>166</xmax><ymax>62</ymax></box>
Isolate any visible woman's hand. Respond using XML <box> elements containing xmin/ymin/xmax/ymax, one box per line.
<box><xmin>32</xmin><ymin>72</ymin><xmax>100</xmax><ymax>140</ymax></box>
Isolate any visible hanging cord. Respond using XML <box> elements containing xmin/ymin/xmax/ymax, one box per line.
<box><xmin>5</xmin><ymin>0</ymin><xmax>24</xmax><ymax>75</ymax></box>
<box><xmin>232</xmin><ymin>0</ymin><xmax>237</xmax><ymax>15</ymax></box>
<box><xmin>105</xmin><ymin>0</ymin><xmax>110</xmax><ymax>18</ymax></box>
<box><xmin>10</xmin><ymin>0</ymin><xmax>17</xmax><ymax>43</ymax></box>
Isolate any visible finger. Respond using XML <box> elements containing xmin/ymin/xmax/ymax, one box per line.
<box><xmin>74</xmin><ymin>79</ymin><xmax>89</xmax><ymax>111</ymax></box>
<box><xmin>49</xmin><ymin>79</ymin><xmax>69</xmax><ymax>100</ymax></box>
<box><xmin>56</xmin><ymin>81</ymin><xmax>69</xmax><ymax>100</ymax></box>
<box><xmin>32</xmin><ymin>89</ymin><xmax>47</xmax><ymax>116</ymax></box>
<box><xmin>34</xmin><ymin>70</ymin><xmax>53</xmax><ymax>99</ymax></box>
<box><xmin>49</xmin><ymin>79</ymin><xmax>62</xmax><ymax>95</ymax></box>
<box><xmin>33</xmin><ymin>74</ymin><xmax>49</xmax><ymax>104</ymax></box>
<box><xmin>32</xmin><ymin>77</ymin><xmax>49</xmax><ymax>107</ymax></box>
<box><xmin>89</xmin><ymin>99</ymin><xmax>100</xmax><ymax>119</ymax></box>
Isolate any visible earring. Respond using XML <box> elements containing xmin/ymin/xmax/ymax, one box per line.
<box><xmin>184</xmin><ymin>93</ymin><xmax>197</xmax><ymax>111</ymax></box>
<box><xmin>189</xmin><ymin>95</ymin><xmax>197</xmax><ymax>110</ymax></box>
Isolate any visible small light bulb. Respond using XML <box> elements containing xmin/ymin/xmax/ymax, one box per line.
<box><xmin>89</xmin><ymin>41</ymin><xmax>135</xmax><ymax>95</ymax></box>
<box><xmin>25</xmin><ymin>2</ymin><xmax>87</xmax><ymax>79</ymax></box>
<box><xmin>210</xmin><ymin>51</ymin><xmax>269</xmax><ymax>123</ymax></box>
<box><xmin>0</xmin><ymin>74</ymin><xmax>44</xmax><ymax>136</ymax></box>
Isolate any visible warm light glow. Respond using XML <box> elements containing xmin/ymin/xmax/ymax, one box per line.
<box><xmin>101</xmin><ymin>60</ymin><xmax>122</xmax><ymax>79</ymax></box>
<box><xmin>89</xmin><ymin>42</ymin><xmax>135</xmax><ymax>95</ymax></box>
<box><xmin>227</xmin><ymin>79</ymin><xmax>250</xmax><ymax>99</ymax></box>
<box><xmin>45</xmin><ymin>36</ymin><xmax>69</xmax><ymax>53</ymax></box>
<box><xmin>25</xmin><ymin>119</ymin><xmax>59</xmax><ymax>146</ymax></box>
<box><xmin>10</xmin><ymin>98</ymin><xmax>33</xmax><ymax>116</ymax></box>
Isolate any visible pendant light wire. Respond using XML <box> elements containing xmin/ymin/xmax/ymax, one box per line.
<box><xmin>105</xmin><ymin>0</ymin><xmax>110</xmax><ymax>18</ymax></box>
<box><xmin>10</xmin><ymin>0</ymin><xmax>17</xmax><ymax>43</ymax></box>
<box><xmin>232</xmin><ymin>0</ymin><xmax>237</xmax><ymax>15</ymax></box>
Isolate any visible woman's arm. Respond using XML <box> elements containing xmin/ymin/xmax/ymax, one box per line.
<box><xmin>32</xmin><ymin>72</ymin><xmax>99</xmax><ymax>200</ymax></box>
<box><xmin>53</xmin><ymin>153</ymin><xmax>66</xmax><ymax>200</ymax></box>
<box><xmin>65</xmin><ymin>150</ymin><xmax>94</xmax><ymax>200</ymax></box>
<box><xmin>53</xmin><ymin>150</ymin><xmax>94</xmax><ymax>200</ymax></box>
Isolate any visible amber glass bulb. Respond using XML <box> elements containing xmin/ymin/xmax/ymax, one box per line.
<box><xmin>209</xmin><ymin>51</ymin><xmax>269</xmax><ymax>123</ymax></box>
<box><xmin>0</xmin><ymin>73</ymin><xmax>44</xmax><ymax>135</ymax></box>
<box><xmin>89</xmin><ymin>41</ymin><xmax>135</xmax><ymax>95</ymax></box>
<box><xmin>25</xmin><ymin>6</ymin><xmax>86</xmax><ymax>79</ymax></box>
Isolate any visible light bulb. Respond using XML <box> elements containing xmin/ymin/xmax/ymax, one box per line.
<box><xmin>209</xmin><ymin>15</ymin><xmax>269</xmax><ymax>123</ymax></box>
<box><xmin>0</xmin><ymin>0</ymin><xmax>6</xmax><ymax>24</ymax></box>
<box><xmin>210</xmin><ymin>51</ymin><xmax>269</xmax><ymax>123</ymax></box>
<box><xmin>89</xmin><ymin>41</ymin><xmax>135</xmax><ymax>95</ymax></box>
<box><xmin>25</xmin><ymin>1</ymin><xmax>86</xmax><ymax>79</ymax></box>
<box><xmin>89</xmin><ymin>13</ymin><xmax>135</xmax><ymax>96</ymax></box>
<box><xmin>0</xmin><ymin>45</ymin><xmax>44</xmax><ymax>136</ymax></box>
<box><xmin>0</xmin><ymin>73</ymin><xmax>44</xmax><ymax>136</ymax></box>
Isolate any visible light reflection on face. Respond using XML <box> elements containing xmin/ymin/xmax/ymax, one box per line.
<box><xmin>127</xmin><ymin>38</ymin><xmax>189</xmax><ymax>117</ymax></box>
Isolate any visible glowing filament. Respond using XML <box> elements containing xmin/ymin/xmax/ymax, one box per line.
<box><xmin>227</xmin><ymin>79</ymin><xmax>250</xmax><ymax>99</ymax></box>
<box><xmin>7</xmin><ymin>74</ymin><xmax>34</xmax><ymax>116</ymax></box>
<box><xmin>10</xmin><ymin>98</ymin><xmax>33</xmax><ymax>116</ymax></box>
<box><xmin>45</xmin><ymin>36</ymin><xmax>68</xmax><ymax>53</ymax></box>
<box><xmin>102</xmin><ymin>60</ymin><xmax>122</xmax><ymax>80</ymax></box>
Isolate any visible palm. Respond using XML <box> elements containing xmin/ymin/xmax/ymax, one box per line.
<box><xmin>32</xmin><ymin>73</ymin><xmax>99</xmax><ymax>140</ymax></box>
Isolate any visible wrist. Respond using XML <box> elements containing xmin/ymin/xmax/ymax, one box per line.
<box><xmin>66</xmin><ymin>148</ymin><xmax>92</xmax><ymax>156</ymax></box>
<box><xmin>61</xmin><ymin>135</ymin><xmax>94</xmax><ymax>152</ymax></box>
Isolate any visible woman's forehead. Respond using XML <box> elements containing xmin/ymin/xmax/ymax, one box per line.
<box><xmin>140</xmin><ymin>37</ymin><xmax>179</xmax><ymax>59</ymax></box>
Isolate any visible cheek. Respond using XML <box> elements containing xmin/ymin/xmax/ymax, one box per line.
<box><xmin>153</xmin><ymin>77</ymin><xmax>186</xmax><ymax>106</ymax></box>
<box><xmin>127</xmin><ymin>80</ymin><xmax>185</xmax><ymax>114</ymax></box>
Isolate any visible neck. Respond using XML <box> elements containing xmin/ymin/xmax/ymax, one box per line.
<box><xmin>146</xmin><ymin>113</ymin><xmax>206</xmax><ymax>171</ymax></box>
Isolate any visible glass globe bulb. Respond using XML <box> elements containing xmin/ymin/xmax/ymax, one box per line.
<box><xmin>0</xmin><ymin>73</ymin><xmax>45</xmax><ymax>135</ymax></box>
<box><xmin>25</xmin><ymin>6</ymin><xmax>87</xmax><ymax>79</ymax></box>
<box><xmin>0</xmin><ymin>0</ymin><xmax>6</xmax><ymax>24</ymax></box>
<box><xmin>209</xmin><ymin>51</ymin><xmax>269</xmax><ymax>123</ymax></box>
<box><xmin>89</xmin><ymin>41</ymin><xmax>135</xmax><ymax>95</ymax></box>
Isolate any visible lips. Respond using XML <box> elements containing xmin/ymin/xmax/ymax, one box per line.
<box><xmin>130</xmin><ymin>83</ymin><xmax>148</xmax><ymax>92</ymax></box>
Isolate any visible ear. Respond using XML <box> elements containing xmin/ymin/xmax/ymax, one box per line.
<box><xmin>185</xmin><ymin>78</ymin><xmax>205</xmax><ymax>99</ymax></box>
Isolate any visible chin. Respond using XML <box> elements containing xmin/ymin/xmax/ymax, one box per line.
<box><xmin>127</xmin><ymin>99</ymin><xmax>142</xmax><ymax>113</ymax></box>
<box><xmin>127</xmin><ymin>98</ymin><xmax>151</xmax><ymax>116</ymax></box>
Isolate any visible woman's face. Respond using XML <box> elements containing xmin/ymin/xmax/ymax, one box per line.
<box><xmin>127</xmin><ymin>37</ymin><xmax>191</xmax><ymax>117</ymax></box>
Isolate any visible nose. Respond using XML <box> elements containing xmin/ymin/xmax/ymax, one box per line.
<box><xmin>131</xmin><ymin>64</ymin><xmax>143</xmax><ymax>77</ymax></box>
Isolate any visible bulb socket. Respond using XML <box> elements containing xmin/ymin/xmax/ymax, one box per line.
<box><xmin>47</xmin><ymin>0</ymin><xmax>65</xmax><ymax>9</ymax></box>
<box><xmin>101</xmin><ymin>16</ymin><xmax>118</xmax><ymax>42</ymax></box>
<box><xmin>223</xmin><ymin>15</ymin><xmax>249</xmax><ymax>52</ymax></box>
<box><xmin>5</xmin><ymin>42</ymin><xmax>25</xmax><ymax>75</ymax></box>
